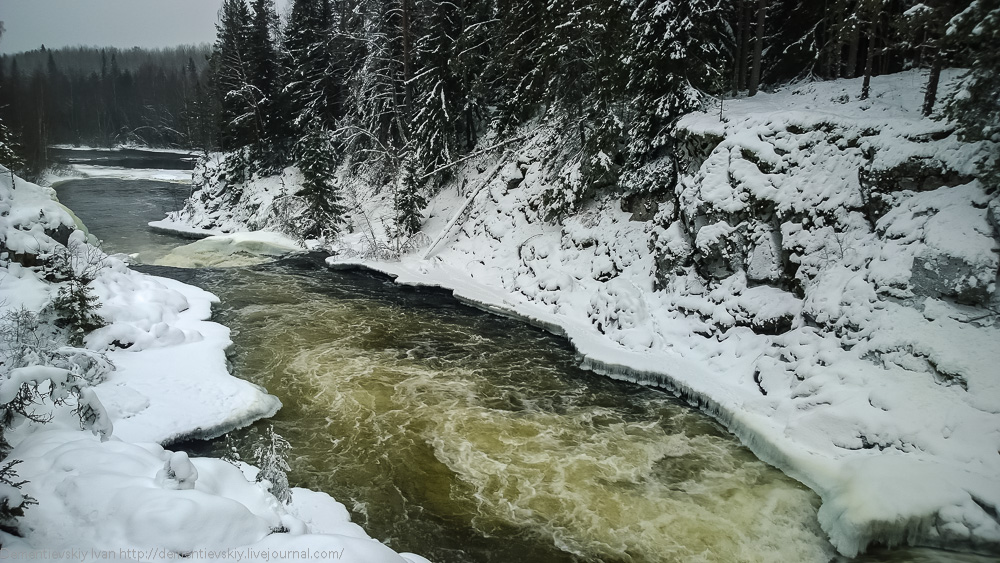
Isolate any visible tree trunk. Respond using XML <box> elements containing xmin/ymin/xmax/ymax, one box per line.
<box><xmin>922</xmin><ymin>56</ymin><xmax>942</xmax><ymax>117</ymax></box>
<box><xmin>733</xmin><ymin>0</ymin><xmax>745</xmax><ymax>95</ymax></box>
<box><xmin>921</xmin><ymin>0</ymin><xmax>953</xmax><ymax>117</ymax></box>
<box><xmin>738</xmin><ymin>0</ymin><xmax>751</xmax><ymax>92</ymax></box>
<box><xmin>861</xmin><ymin>0</ymin><xmax>882</xmax><ymax>100</ymax></box>
<box><xmin>824</xmin><ymin>0</ymin><xmax>846</xmax><ymax>79</ymax></box>
<box><xmin>748</xmin><ymin>0</ymin><xmax>766</xmax><ymax>96</ymax></box>
<box><xmin>401</xmin><ymin>0</ymin><xmax>412</xmax><ymax>115</ymax></box>
<box><xmin>845</xmin><ymin>21</ymin><xmax>860</xmax><ymax>78</ymax></box>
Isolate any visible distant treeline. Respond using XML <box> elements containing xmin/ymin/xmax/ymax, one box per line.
<box><xmin>0</xmin><ymin>45</ymin><xmax>216</xmax><ymax>177</ymax></box>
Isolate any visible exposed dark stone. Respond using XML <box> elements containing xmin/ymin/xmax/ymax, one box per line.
<box><xmin>10</xmin><ymin>252</ymin><xmax>39</xmax><ymax>267</ymax></box>
<box><xmin>749</xmin><ymin>313</ymin><xmax>795</xmax><ymax>335</ymax></box>
<box><xmin>675</xmin><ymin>129</ymin><xmax>724</xmax><ymax>175</ymax></box>
<box><xmin>622</xmin><ymin>191</ymin><xmax>669</xmax><ymax>222</ymax></box>
<box><xmin>45</xmin><ymin>224</ymin><xmax>74</xmax><ymax>247</ymax></box>
<box><xmin>988</xmin><ymin>199</ymin><xmax>1000</xmax><ymax>239</ymax></box>
<box><xmin>859</xmin><ymin>157</ymin><xmax>975</xmax><ymax>222</ymax></box>
<box><xmin>693</xmin><ymin>224</ymin><xmax>745</xmax><ymax>281</ymax></box>
<box><xmin>910</xmin><ymin>252</ymin><xmax>996</xmax><ymax>306</ymax></box>
<box><xmin>500</xmin><ymin>162</ymin><xmax>524</xmax><ymax>192</ymax></box>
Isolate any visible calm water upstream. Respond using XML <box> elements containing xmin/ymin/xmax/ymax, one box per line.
<box><xmin>52</xmin><ymin>158</ymin><xmax>994</xmax><ymax>563</ymax></box>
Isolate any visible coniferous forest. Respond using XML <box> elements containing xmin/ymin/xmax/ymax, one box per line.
<box><xmin>0</xmin><ymin>45</ymin><xmax>216</xmax><ymax>177</ymax></box>
<box><xmin>1</xmin><ymin>0</ymin><xmax>998</xmax><ymax>210</ymax></box>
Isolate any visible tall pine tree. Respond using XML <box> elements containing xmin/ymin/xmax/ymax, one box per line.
<box><xmin>295</xmin><ymin>125</ymin><xmax>347</xmax><ymax>239</ymax></box>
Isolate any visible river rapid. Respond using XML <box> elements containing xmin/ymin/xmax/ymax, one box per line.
<box><xmin>52</xmin><ymin>156</ymin><xmax>992</xmax><ymax>563</ymax></box>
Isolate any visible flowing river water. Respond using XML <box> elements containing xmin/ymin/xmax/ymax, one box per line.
<box><xmin>52</xmin><ymin>158</ymin><xmax>991</xmax><ymax>563</ymax></box>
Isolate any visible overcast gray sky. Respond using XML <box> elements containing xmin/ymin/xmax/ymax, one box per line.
<box><xmin>0</xmin><ymin>0</ymin><xmax>292</xmax><ymax>54</ymax></box>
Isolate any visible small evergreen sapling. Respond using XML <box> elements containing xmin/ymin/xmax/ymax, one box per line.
<box><xmin>223</xmin><ymin>424</ymin><xmax>292</xmax><ymax>504</ymax></box>
<box><xmin>42</xmin><ymin>239</ymin><xmax>106</xmax><ymax>347</ymax></box>
<box><xmin>0</xmin><ymin>459</ymin><xmax>35</xmax><ymax>536</ymax></box>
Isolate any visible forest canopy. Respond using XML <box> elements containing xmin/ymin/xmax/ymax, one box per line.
<box><xmin>0</xmin><ymin>0</ymin><xmax>996</xmax><ymax>193</ymax></box>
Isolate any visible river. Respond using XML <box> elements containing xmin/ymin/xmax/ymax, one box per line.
<box><xmin>51</xmin><ymin>154</ymin><xmax>992</xmax><ymax>563</ymax></box>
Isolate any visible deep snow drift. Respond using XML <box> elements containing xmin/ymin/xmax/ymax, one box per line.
<box><xmin>167</xmin><ymin>69</ymin><xmax>1000</xmax><ymax>558</ymax></box>
<box><xmin>0</xmin><ymin>169</ymin><xmax>428</xmax><ymax>562</ymax></box>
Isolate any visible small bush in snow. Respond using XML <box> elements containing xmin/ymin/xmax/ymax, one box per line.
<box><xmin>0</xmin><ymin>459</ymin><xmax>35</xmax><ymax>537</ymax></box>
<box><xmin>223</xmin><ymin>424</ymin><xmax>292</xmax><ymax>504</ymax></box>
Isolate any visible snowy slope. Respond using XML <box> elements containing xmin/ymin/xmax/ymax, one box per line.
<box><xmin>169</xmin><ymin>69</ymin><xmax>1000</xmax><ymax>558</ymax></box>
<box><xmin>0</xmin><ymin>168</ymin><xmax>428</xmax><ymax>563</ymax></box>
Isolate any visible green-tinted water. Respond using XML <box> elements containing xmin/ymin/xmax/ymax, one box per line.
<box><xmin>190</xmin><ymin>262</ymin><xmax>833</xmax><ymax>563</ymax></box>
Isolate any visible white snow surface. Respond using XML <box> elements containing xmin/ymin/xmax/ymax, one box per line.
<box><xmin>0</xmin><ymin>168</ymin><xmax>428</xmax><ymax>563</ymax></box>
<box><xmin>46</xmin><ymin>165</ymin><xmax>194</xmax><ymax>184</ymax></box>
<box><xmin>51</xmin><ymin>144</ymin><xmax>203</xmax><ymax>156</ymax></box>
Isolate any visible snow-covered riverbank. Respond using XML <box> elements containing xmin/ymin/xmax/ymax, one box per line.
<box><xmin>165</xmin><ymin>69</ymin><xmax>1000</xmax><ymax>558</ymax></box>
<box><xmin>0</xmin><ymin>170</ymin><xmax>428</xmax><ymax>562</ymax></box>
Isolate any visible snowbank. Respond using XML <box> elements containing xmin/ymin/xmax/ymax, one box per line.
<box><xmin>46</xmin><ymin>165</ymin><xmax>193</xmax><ymax>184</ymax></box>
<box><xmin>4</xmin><ymin>429</ymin><xmax>429</xmax><ymax>563</ymax></box>
<box><xmin>162</xmin><ymin>160</ymin><xmax>307</xmax><ymax>234</ymax></box>
<box><xmin>0</xmin><ymin>168</ymin><xmax>428</xmax><ymax>562</ymax></box>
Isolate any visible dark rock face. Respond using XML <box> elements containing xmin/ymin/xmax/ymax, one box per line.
<box><xmin>860</xmin><ymin>157</ymin><xmax>975</xmax><ymax>223</ymax></box>
<box><xmin>622</xmin><ymin>190</ymin><xmax>666</xmax><ymax>222</ymax></box>
<box><xmin>989</xmin><ymin>199</ymin><xmax>1000</xmax><ymax>239</ymax></box>
<box><xmin>45</xmin><ymin>225</ymin><xmax>74</xmax><ymax>247</ymax></box>
<box><xmin>910</xmin><ymin>252</ymin><xmax>996</xmax><ymax>306</ymax></box>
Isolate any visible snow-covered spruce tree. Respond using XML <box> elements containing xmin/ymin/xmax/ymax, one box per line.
<box><xmin>252</xmin><ymin>425</ymin><xmax>291</xmax><ymax>504</ymax></box>
<box><xmin>214</xmin><ymin>0</ymin><xmax>254</xmax><ymax>152</ymax></box>
<box><xmin>214</xmin><ymin>0</ymin><xmax>291</xmax><ymax>175</ymax></box>
<box><xmin>626</xmin><ymin>0</ymin><xmax>727</xmax><ymax>158</ymax></box>
<box><xmin>410</xmin><ymin>0</ymin><xmax>464</xmax><ymax>176</ymax></box>
<box><xmin>407</xmin><ymin>0</ymin><xmax>493</xmax><ymax>178</ymax></box>
<box><xmin>0</xmin><ymin>118</ymin><xmax>23</xmax><ymax>172</ymax></box>
<box><xmin>295</xmin><ymin>125</ymin><xmax>347</xmax><ymax>240</ymax></box>
<box><xmin>527</xmin><ymin>0</ymin><xmax>633</xmax><ymax>220</ymax></box>
<box><xmin>339</xmin><ymin>0</ymin><xmax>411</xmax><ymax>177</ymax></box>
<box><xmin>480</xmin><ymin>0</ymin><xmax>547</xmax><ymax>130</ymax></box>
<box><xmin>282</xmin><ymin>0</ymin><xmax>348</xmax><ymax>139</ymax></box>
<box><xmin>944</xmin><ymin>0</ymin><xmax>1000</xmax><ymax>187</ymax></box>
<box><xmin>393</xmin><ymin>154</ymin><xmax>427</xmax><ymax>239</ymax></box>
<box><xmin>49</xmin><ymin>281</ymin><xmax>104</xmax><ymax>348</ymax></box>
<box><xmin>247</xmin><ymin>0</ymin><xmax>284</xmax><ymax>171</ymax></box>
